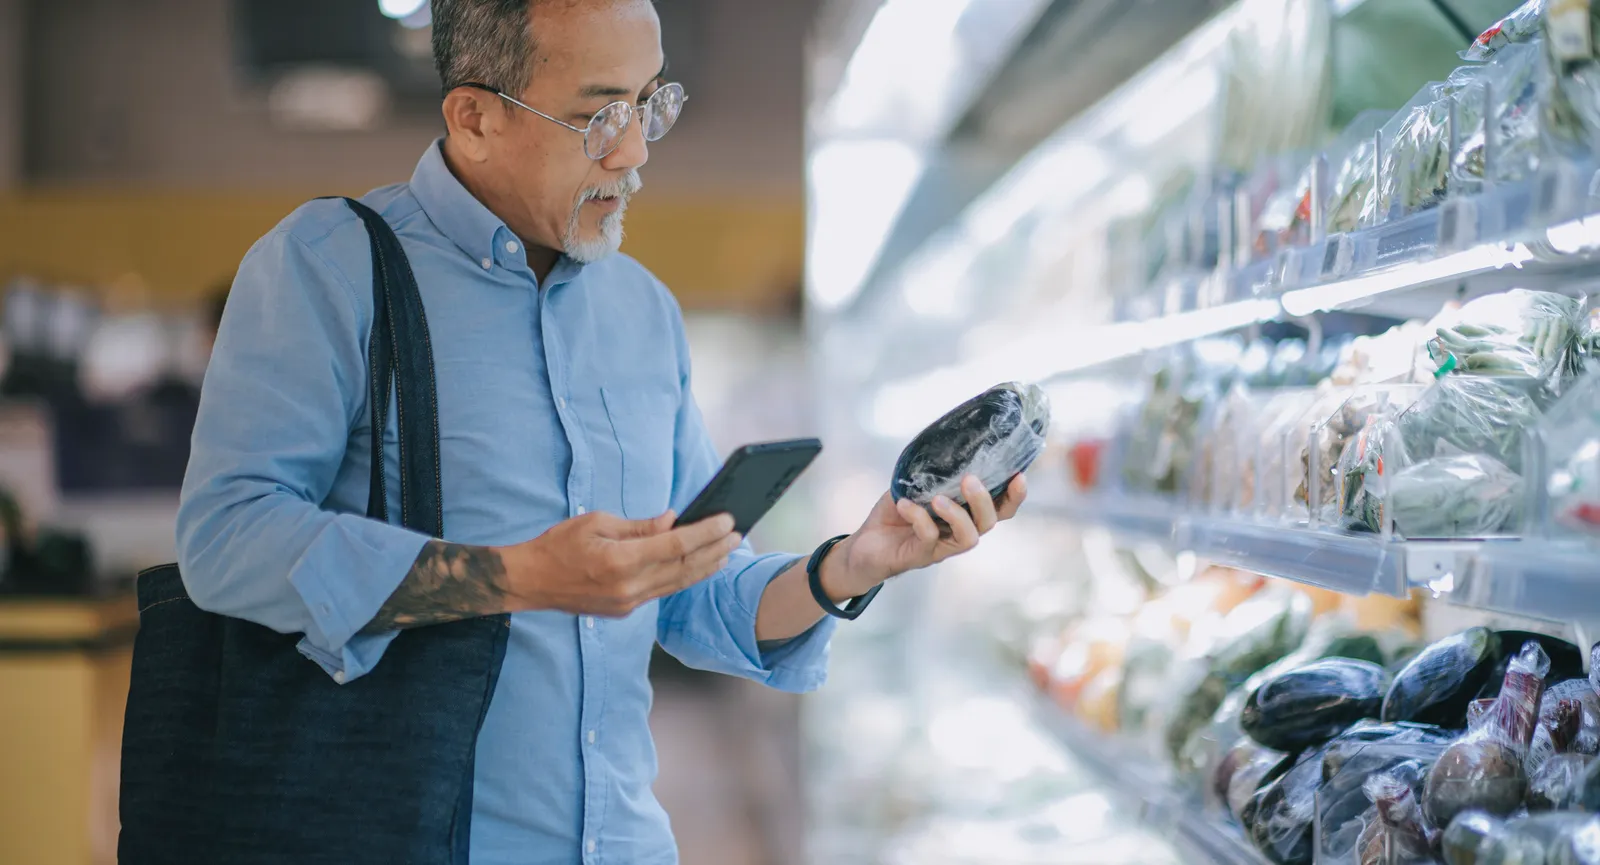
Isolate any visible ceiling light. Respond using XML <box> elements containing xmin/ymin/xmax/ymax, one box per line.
<box><xmin>378</xmin><ymin>0</ymin><xmax>427</xmax><ymax>20</ymax></box>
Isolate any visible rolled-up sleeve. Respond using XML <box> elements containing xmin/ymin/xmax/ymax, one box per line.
<box><xmin>653</xmin><ymin>299</ymin><xmax>835</xmax><ymax>693</ymax></box>
<box><xmin>176</xmin><ymin>224</ymin><xmax>430</xmax><ymax>683</ymax></box>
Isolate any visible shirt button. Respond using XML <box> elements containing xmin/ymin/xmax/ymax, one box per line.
<box><xmin>585</xmin><ymin>617</ymin><xmax>596</xmax><ymax>629</ymax></box>
<box><xmin>480</xmin><ymin>257</ymin><xmax>492</xmax><ymax>270</ymax></box>
<box><xmin>557</xmin><ymin>397</ymin><xmax>567</xmax><ymax>410</ymax></box>
<box><xmin>586</xmin><ymin>840</ymin><xmax>596</xmax><ymax>854</ymax></box>
<box><xmin>505</xmin><ymin>240</ymin><xmax>519</xmax><ymax>254</ymax></box>
<box><xmin>333</xmin><ymin>671</ymin><xmax>346</xmax><ymax>685</ymax></box>
<box><xmin>576</xmin><ymin>505</ymin><xmax>587</xmax><ymax>515</ymax></box>
<box><xmin>587</xmin><ymin>730</ymin><xmax>597</xmax><ymax>744</ymax></box>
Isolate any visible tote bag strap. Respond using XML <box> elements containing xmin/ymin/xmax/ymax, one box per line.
<box><xmin>335</xmin><ymin>197</ymin><xmax>444</xmax><ymax>538</ymax></box>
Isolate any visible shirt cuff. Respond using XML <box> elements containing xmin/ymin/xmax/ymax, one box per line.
<box><xmin>733</xmin><ymin>553</ymin><xmax>837</xmax><ymax>693</ymax></box>
<box><xmin>286</xmin><ymin>514</ymin><xmax>431</xmax><ymax>683</ymax></box>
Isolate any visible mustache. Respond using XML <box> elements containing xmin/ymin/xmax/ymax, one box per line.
<box><xmin>579</xmin><ymin>171</ymin><xmax>643</xmax><ymax>204</ymax></box>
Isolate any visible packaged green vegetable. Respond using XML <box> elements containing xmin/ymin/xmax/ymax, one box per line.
<box><xmin>1426</xmin><ymin>289</ymin><xmax>1588</xmax><ymax>396</ymax></box>
<box><xmin>1397</xmin><ymin>375</ymin><xmax>1543</xmax><ymax>473</ymax></box>
<box><xmin>1388</xmin><ymin>448</ymin><xmax>1524</xmax><ymax>539</ymax></box>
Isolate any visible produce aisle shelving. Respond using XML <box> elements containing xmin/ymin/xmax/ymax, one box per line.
<box><xmin>804</xmin><ymin>2</ymin><xmax>1600</xmax><ymax>863</ymax></box>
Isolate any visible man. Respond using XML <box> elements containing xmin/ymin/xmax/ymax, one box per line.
<box><xmin>174</xmin><ymin>0</ymin><xmax>1026</xmax><ymax>862</ymax></box>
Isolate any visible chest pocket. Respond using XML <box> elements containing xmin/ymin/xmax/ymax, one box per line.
<box><xmin>601</xmin><ymin>386</ymin><xmax>678</xmax><ymax>520</ymax></box>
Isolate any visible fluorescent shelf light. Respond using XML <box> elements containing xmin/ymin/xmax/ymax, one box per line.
<box><xmin>1279</xmin><ymin>242</ymin><xmax>1533</xmax><ymax>316</ymax></box>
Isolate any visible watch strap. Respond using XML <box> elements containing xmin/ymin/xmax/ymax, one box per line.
<box><xmin>806</xmin><ymin>535</ymin><xmax>882</xmax><ymax>621</ymax></box>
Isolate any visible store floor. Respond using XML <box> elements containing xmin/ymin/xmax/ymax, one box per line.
<box><xmin>649</xmin><ymin>657</ymin><xmax>806</xmax><ymax>865</ymax></box>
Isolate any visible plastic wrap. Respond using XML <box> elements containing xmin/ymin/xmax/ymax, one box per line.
<box><xmin>1486</xmin><ymin>631</ymin><xmax>1588</xmax><ymax>696</ymax></box>
<box><xmin>1384</xmin><ymin>627</ymin><xmax>1501</xmax><ymax>727</ymax></box>
<box><xmin>891</xmin><ymin>382</ymin><xmax>1050</xmax><ymax>530</ymax></box>
<box><xmin>1527</xmin><ymin>678</ymin><xmax>1600</xmax><ymax>778</ymax></box>
<box><xmin>1229</xmin><ymin>742</ymin><xmax>1294</xmax><ymax>825</ymax></box>
<box><xmin>1527</xmin><ymin>752</ymin><xmax>1591</xmax><ymax>809</ymax></box>
<box><xmin>1366</xmin><ymin>79</ymin><xmax>1463</xmax><ymax>223</ymax></box>
<box><xmin>1398</xmin><ymin>376</ymin><xmax>1542</xmax><ymax>474</ymax></box>
<box><xmin>1462</xmin><ymin>0</ymin><xmax>1545</xmax><ymax>61</ymax></box>
<box><xmin>1245</xmin><ymin>743</ymin><xmax>1329</xmax><ymax>865</ymax></box>
<box><xmin>1254</xmin><ymin>389</ymin><xmax>1320</xmax><ymax>521</ymax></box>
<box><xmin>1452</xmin><ymin>42</ymin><xmax>1547</xmax><ymax>187</ymax></box>
<box><xmin>1386</xmin><ymin>450</ymin><xmax>1524</xmax><ymax>539</ymax></box>
<box><xmin>1338</xmin><ymin>414</ymin><xmax>1405</xmax><ymax>534</ymax></box>
<box><xmin>1424</xmin><ymin>642</ymin><xmax>1551</xmax><ymax>826</ymax></box>
<box><xmin>1241</xmin><ymin>658</ymin><xmax>1390</xmax><ymax>752</ymax></box>
<box><xmin>1427</xmin><ymin>291</ymin><xmax>1587</xmax><ymax>393</ymax></box>
<box><xmin>1356</xmin><ymin>771</ymin><xmax>1438</xmax><ymax>865</ymax></box>
<box><xmin>1122</xmin><ymin>356</ymin><xmax>1209</xmax><ymax>495</ymax></box>
<box><xmin>1318</xmin><ymin>727</ymin><xmax>1456</xmax><ymax>864</ymax></box>
<box><xmin>1534</xmin><ymin>373</ymin><xmax>1600</xmax><ymax>541</ymax></box>
<box><xmin>1443</xmin><ymin>811</ymin><xmax>1600</xmax><ymax>865</ymax></box>
<box><xmin>1325</xmin><ymin>112</ymin><xmax>1392</xmax><ymax>235</ymax></box>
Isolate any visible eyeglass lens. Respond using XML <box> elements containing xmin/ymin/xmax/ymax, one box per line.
<box><xmin>585</xmin><ymin>83</ymin><xmax>685</xmax><ymax>160</ymax></box>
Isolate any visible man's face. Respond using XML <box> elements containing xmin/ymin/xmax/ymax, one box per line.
<box><xmin>486</xmin><ymin>0</ymin><xmax>663</xmax><ymax>262</ymax></box>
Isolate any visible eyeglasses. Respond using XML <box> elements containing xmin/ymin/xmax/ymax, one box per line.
<box><xmin>460</xmin><ymin>81</ymin><xmax>686</xmax><ymax>160</ymax></box>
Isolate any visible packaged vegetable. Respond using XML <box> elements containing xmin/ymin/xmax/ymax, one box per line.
<box><xmin>1462</xmin><ymin>0</ymin><xmax>1545</xmax><ymax>61</ymax></box>
<box><xmin>1246</xmin><ymin>743</ymin><xmax>1329</xmax><ymax>865</ymax></box>
<box><xmin>1528</xmin><ymin>752</ymin><xmax>1591</xmax><ymax>809</ymax></box>
<box><xmin>891</xmin><ymin>382</ymin><xmax>1049</xmax><ymax>534</ymax></box>
<box><xmin>1318</xmin><ymin>728</ymin><xmax>1454</xmax><ymax>863</ymax></box>
<box><xmin>1357</xmin><ymin>771</ymin><xmax>1438</xmax><ymax>865</ymax></box>
<box><xmin>1241</xmin><ymin>657</ymin><xmax>1391</xmax><ymax>751</ymax></box>
<box><xmin>1445</xmin><ymin>811</ymin><xmax>1600</xmax><ymax>865</ymax></box>
<box><xmin>1488</xmin><ymin>631</ymin><xmax>1589</xmax><ymax>695</ymax></box>
<box><xmin>1398</xmin><ymin>376</ymin><xmax>1542</xmax><ymax>474</ymax></box>
<box><xmin>1441</xmin><ymin>810</ymin><xmax>1509</xmax><ymax>865</ymax></box>
<box><xmin>1424</xmin><ymin>642</ymin><xmax>1551</xmax><ymax>826</ymax></box>
<box><xmin>1338</xmin><ymin>414</ymin><xmax>1405</xmax><ymax>534</ymax></box>
<box><xmin>1301</xmin><ymin>387</ymin><xmax>1421</xmax><ymax>525</ymax></box>
<box><xmin>1325</xmin><ymin>112</ymin><xmax>1392</xmax><ymax>235</ymax></box>
<box><xmin>1526</xmin><ymin>677</ymin><xmax>1600</xmax><ymax>779</ymax></box>
<box><xmin>1384</xmin><ymin>628</ymin><xmax>1502</xmax><ymax>727</ymax></box>
<box><xmin>1427</xmin><ymin>290</ymin><xmax>1587</xmax><ymax>393</ymax></box>
<box><xmin>1387</xmin><ymin>450</ymin><xmax>1524</xmax><ymax>538</ymax></box>
<box><xmin>1228</xmin><ymin>742</ymin><xmax>1295</xmax><ymax>825</ymax></box>
<box><xmin>1452</xmin><ymin>42</ymin><xmax>1547</xmax><ymax>187</ymax></box>
<box><xmin>1365</xmin><ymin>78</ymin><xmax>1465</xmax><ymax>223</ymax></box>
<box><xmin>1254</xmin><ymin>389</ymin><xmax>1320</xmax><ymax>520</ymax></box>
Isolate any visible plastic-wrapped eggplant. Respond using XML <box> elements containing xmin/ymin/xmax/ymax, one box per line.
<box><xmin>1526</xmin><ymin>678</ymin><xmax>1600</xmax><ymax>777</ymax></box>
<box><xmin>1425</xmin><ymin>642</ymin><xmax>1551</xmax><ymax>827</ymax></box>
<box><xmin>1528</xmin><ymin>753</ymin><xmax>1591</xmax><ymax>811</ymax></box>
<box><xmin>1452</xmin><ymin>812</ymin><xmax>1600</xmax><ymax>865</ymax></box>
<box><xmin>1384</xmin><ymin>628</ymin><xmax>1502</xmax><ymax>727</ymax></box>
<box><xmin>1357</xmin><ymin>772</ymin><xmax>1437</xmax><ymax>865</ymax></box>
<box><xmin>1488</xmin><ymin>631</ymin><xmax>1587</xmax><ymax>692</ymax></box>
<box><xmin>890</xmin><ymin>382</ymin><xmax>1049</xmax><ymax>533</ymax></box>
<box><xmin>1442</xmin><ymin>810</ymin><xmax>1508</xmax><ymax>865</ymax></box>
<box><xmin>1215</xmin><ymin>737</ymin><xmax>1291</xmax><ymax>821</ymax></box>
<box><xmin>1248</xmin><ymin>744</ymin><xmax>1329</xmax><ymax>865</ymax></box>
<box><xmin>1242</xmin><ymin>658</ymin><xmax>1391</xmax><ymax>751</ymax></box>
<box><xmin>1324</xmin><ymin>722</ymin><xmax>1461</xmax><ymax>782</ymax></box>
<box><xmin>1319</xmin><ymin>726</ymin><xmax>1454</xmax><ymax>862</ymax></box>
<box><xmin>1230</xmin><ymin>744</ymin><xmax>1294</xmax><ymax>826</ymax></box>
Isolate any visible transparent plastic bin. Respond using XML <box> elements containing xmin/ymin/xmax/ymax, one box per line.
<box><xmin>1245</xmin><ymin>388</ymin><xmax>1318</xmax><ymax>522</ymax></box>
<box><xmin>1524</xmin><ymin>370</ymin><xmax>1600</xmax><ymax>544</ymax></box>
<box><xmin>1294</xmin><ymin>386</ymin><xmax>1426</xmax><ymax>529</ymax></box>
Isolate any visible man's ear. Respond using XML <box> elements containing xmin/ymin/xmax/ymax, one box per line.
<box><xmin>441</xmin><ymin>87</ymin><xmax>501</xmax><ymax>161</ymax></box>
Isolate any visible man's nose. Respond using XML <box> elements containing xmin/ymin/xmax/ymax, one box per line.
<box><xmin>602</xmin><ymin>114</ymin><xmax>650</xmax><ymax>172</ymax></box>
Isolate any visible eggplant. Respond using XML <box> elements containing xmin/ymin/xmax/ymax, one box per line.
<box><xmin>1248</xmin><ymin>744</ymin><xmax>1328</xmax><ymax>865</ymax></box>
<box><xmin>889</xmin><ymin>382</ymin><xmax>1049</xmax><ymax>533</ymax></box>
<box><xmin>1357</xmin><ymin>771</ymin><xmax>1435</xmax><ymax>865</ymax></box>
<box><xmin>1229</xmin><ymin>745</ymin><xmax>1294</xmax><ymax>826</ymax></box>
<box><xmin>1478</xmin><ymin>632</ymin><xmax>1585</xmax><ymax>696</ymax></box>
<box><xmin>1242</xmin><ymin>658</ymin><xmax>1391</xmax><ymax>751</ymax></box>
<box><xmin>1425</xmin><ymin>740</ymin><xmax>1527</xmax><ymax>827</ymax></box>
<box><xmin>1322</xmin><ymin>721</ymin><xmax>1459</xmax><ymax>783</ymax></box>
<box><xmin>1384</xmin><ymin>628</ymin><xmax>1501</xmax><ymax>728</ymax></box>
<box><xmin>1528</xmin><ymin>753</ymin><xmax>1591</xmax><ymax>811</ymax></box>
<box><xmin>1442</xmin><ymin>811</ymin><xmax>1506</xmax><ymax>865</ymax></box>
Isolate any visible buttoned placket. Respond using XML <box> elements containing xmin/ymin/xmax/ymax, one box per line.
<box><xmin>536</xmin><ymin>266</ymin><xmax>607</xmax><ymax>862</ymax></box>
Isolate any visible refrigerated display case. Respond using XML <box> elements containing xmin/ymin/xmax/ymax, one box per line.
<box><xmin>805</xmin><ymin>1</ymin><xmax>1600</xmax><ymax>863</ymax></box>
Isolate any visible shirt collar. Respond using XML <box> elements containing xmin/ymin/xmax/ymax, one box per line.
<box><xmin>409</xmin><ymin>138</ymin><xmax>585</xmax><ymax>287</ymax></box>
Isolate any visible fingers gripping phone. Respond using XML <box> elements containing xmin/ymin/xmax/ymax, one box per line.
<box><xmin>673</xmin><ymin>438</ymin><xmax>823</xmax><ymax>536</ymax></box>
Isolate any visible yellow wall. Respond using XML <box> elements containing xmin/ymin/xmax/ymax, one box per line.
<box><xmin>0</xmin><ymin>191</ymin><xmax>803</xmax><ymax>312</ymax></box>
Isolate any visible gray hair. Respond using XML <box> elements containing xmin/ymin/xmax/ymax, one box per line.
<box><xmin>430</xmin><ymin>0</ymin><xmax>538</xmax><ymax>96</ymax></box>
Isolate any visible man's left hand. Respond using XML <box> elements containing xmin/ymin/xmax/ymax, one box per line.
<box><xmin>821</xmin><ymin>474</ymin><xmax>1028</xmax><ymax>600</ymax></box>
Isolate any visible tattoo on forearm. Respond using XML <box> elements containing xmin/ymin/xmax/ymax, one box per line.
<box><xmin>361</xmin><ymin>541</ymin><xmax>509</xmax><ymax>633</ymax></box>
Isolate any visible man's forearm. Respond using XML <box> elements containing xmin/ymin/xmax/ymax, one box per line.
<box><xmin>361</xmin><ymin>540</ymin><xmax>512</xmax><ymax>634</ymax></box>
<box><xmin>754</xmin><ymin>537</ymin><xmax>870</xmax><ymax>642</ymax></box>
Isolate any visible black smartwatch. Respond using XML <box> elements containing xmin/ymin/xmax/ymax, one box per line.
<box><xmin>807</xmin><ymin>534</ymin><xmax>882</xmax><ymax>620</ymax></box>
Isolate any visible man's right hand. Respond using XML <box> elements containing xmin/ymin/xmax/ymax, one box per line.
<box><xmin>504</xmin><ymin>511</ymin><xmax>741</xmax><ymax>618</ymax></box>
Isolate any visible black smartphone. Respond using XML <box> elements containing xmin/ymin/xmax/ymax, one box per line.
<box><xmin>673</xmin><ymin>438</ymin><xmax>823</xmax><ymax>535</ymax></box>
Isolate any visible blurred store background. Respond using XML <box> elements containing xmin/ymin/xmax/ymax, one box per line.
<box><xmin>12</xmin><ymin>0</ymin><xmax>1600</xmax><ymax>863</ymax></box>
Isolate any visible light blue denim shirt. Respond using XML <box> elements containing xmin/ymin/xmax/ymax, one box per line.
<box><xmin>176</xmin><ymin>139</ymin><xmax>835</xmax><ymax>865</ymax></box>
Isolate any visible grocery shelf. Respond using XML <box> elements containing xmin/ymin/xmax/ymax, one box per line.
<box><xmin>1036</xmin><ymin>493</ymin><xmax>1600</xmax><ymax>625</ymax></box>
<box><xmin>1032</xmin><ymin>698</ymin><xmax>1270</xmax><ymax>865</ymax></box>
